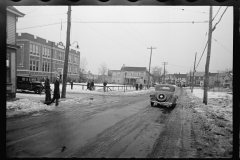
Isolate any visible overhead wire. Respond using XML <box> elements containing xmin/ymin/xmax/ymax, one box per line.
<box><xmin>71</xmin><ymin>15</ymin><xmax>149</xmax><ymax>62</ymax></box>
<box><xmin>165</xmin><ymin>7</ymin><xmax>209</xmax><ymax>14</ymax></box>
<box><xmin>24</xmin><ymin>6</ymin><xmax>42</xmax><ymax>15</ymax></box>
<box><xmin>195</xmin><ymin>7</ymin><xmax>229</xmax><ymax>70</ymax></box>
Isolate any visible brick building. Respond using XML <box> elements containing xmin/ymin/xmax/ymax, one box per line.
<box><xmin>16</xmin><ymin>33</ymin><xmax>80</xmax><ymax>82</ymax></box>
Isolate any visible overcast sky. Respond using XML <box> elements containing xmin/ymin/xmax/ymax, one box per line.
<box><xmin>14</xmin><ymin>6</ymin><xmax>233</xmax><ymax>75</ymax></box>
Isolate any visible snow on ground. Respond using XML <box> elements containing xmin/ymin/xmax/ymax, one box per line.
<box><xmin>186</xmin><ymin>87</ymin><xmax>232</xmax><ymax>126</ymax></box>
<box><xmin>7</xmin><ymin>83</ymin><xmax>154</xmax><ymax>118</ymax></box>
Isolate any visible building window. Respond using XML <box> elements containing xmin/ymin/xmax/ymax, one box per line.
<box><xmin>32</xmin><ymin>61</ymin><xmax>35</xmax><ymax>71</ymax></box>
<box><xmin>36</xmin><ymin>45</ymin><xmax>39</xmax><ymax>55</ymax></box>
<box><xmin>32</xmin><ymin>44</ymin><xmax>35</xmax><ymax>55</ymax></box>
<box><xmin>47</xmin><ymin>63</ymin><xmax>50</xmax><ymax>72</ymax></box>
<box><xmin>36</xmin><ymin>61</ymin><xmax>39</xmax><ymax>71</ymax></box>
<box><xmin>42</xmin><ymin>46</ymin><xmax>45</xmax><ymax>57</ymax></box>
<box><xmin>30</xmin><ymin>44</ymin><xmax>33</xmax><ymax>54</ymax></box>
<box><xmin>45</xmin><ymin>63</ymin><xmax>47</xmax><ymax>72</ymax></box>
<box><xmin>6</xmin><ymin>53</ymin><xmax>11</xmax><ymax>83</ymax></box>
<box><xmin>42</xmin><ymin>62</ymin><xmax>44</xmax><ymax>71</ymax></box>
<box><xmin>30</xmin><ymin>60</ymin><xmax>32</xmax><ymax>70</ymax></box>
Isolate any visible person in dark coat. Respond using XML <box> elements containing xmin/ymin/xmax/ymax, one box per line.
<box><xmin>71</xmin><ymin>80</ymin><xmax>73</xmax><ymax>90</ymax></box>
<box><xmin>51</xmin><ymin>76</ymin><xmax>60</xmax><ymax>106</ymax></box>
<box><xmin>139</xmin><ymin>83</ymin><xmax>142</xmax><ymax>90</ymax></box>
<box><xmin>87</xmin><ymin>81</ymin><xmax>91</xmax><ymax>90</ymax></box>
<box><xmin>91</xmin><ymin>80</ymin><xmax>95</xmax><ymax>91</ymax></box>
<box><xmin>44</xmin><ymin>76</ymin><xmax>51</xmax><ymax>102</ymax></box>
<box><xmin>135</xmin><ymin>83</ymin><xmax>138</xmax><ymax>90</ymax></box>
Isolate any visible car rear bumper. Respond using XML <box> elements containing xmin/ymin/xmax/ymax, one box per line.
<box><xmin>150</xmin><ymin>100</ymin><xmax>173</xmax><ymax>107</ymax></box>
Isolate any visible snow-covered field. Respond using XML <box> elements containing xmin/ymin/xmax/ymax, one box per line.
<box><xmin>186</xmin><ymin>87</ymin><xmax>232</xmax><ymax>125</ymax></box>
<box><xmin>6</xmin><ymin>83</ymin><xmax>153</xmax><ymax>118</ymax></box>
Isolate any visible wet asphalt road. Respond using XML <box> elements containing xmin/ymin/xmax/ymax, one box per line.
<box><xmin>7</xmin><ymin>89</ymin><xmax>182</xmax><ymax>158</ymax></box>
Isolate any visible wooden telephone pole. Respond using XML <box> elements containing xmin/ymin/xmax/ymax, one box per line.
<box><xmin>203</xmin><ymin>6</ymin><xmax>213</xmax><ymax>105</ymax></box>
<box><xmin>191</xmin><ymin>52</ymin><xmax>197</xmax><ymax>92</ymax></box>
<box><xmin>61</xmin><ymin>6</ymin><xmax>71</xmax><ymax>98</ymax></box>
<box><xmin>162</xmin><ymin>62</ymin><xmax>168</xmax><ymax>84</ymax></box>
<box><xmin>147</xmin><ymin>47</ymin><xmax>156</xmax><ymax>88</ymax></box>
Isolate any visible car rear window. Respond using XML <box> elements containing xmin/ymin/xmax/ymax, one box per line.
<box><xmin>155</xmin><ymin>86</ymin><xmax>175</xmax><ymax>92</ymax></box>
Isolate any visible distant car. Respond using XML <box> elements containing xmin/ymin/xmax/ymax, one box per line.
<box><xmin>17</xmin><ymin>75</ymin><xmax>44</xmax><ymax>94</ymax></box>
<box><xmin>150</xmin><ymin>84</ymin><xmax>178</xmax><ymax>108</ymax></box>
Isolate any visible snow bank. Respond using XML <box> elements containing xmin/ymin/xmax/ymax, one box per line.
<box><xmin>8</xmin><ymin>84</ymin><xmax>154</xmax><ymax>118</ymax></box>
<box><xmin>6</xmin><ymin>99</ymin><xmax>55</xmax><ymax>118</ymax></box>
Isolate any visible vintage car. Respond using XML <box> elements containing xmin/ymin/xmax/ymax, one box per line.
<box><xmin>150</xmin><ymin>84</ymin><xmax>178</xmax><ymax>108</ymax></box>
<box><xmin>17</xmin><ymin>75</ymin><xmax>44</xmax><ymax>94</ymax></box>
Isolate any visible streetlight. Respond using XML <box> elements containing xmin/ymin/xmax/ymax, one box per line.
<box><xmin>124</xmin><ymin>72</ymin><xmax>127</xmax><ymax>93</ymax></box>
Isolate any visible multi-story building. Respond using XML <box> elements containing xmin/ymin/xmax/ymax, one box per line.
<box><xmin>214</xmin><ymin>72</ymin><xmax>232</xmax><ymax>88</ymax></box>
<box><xmin>110</xmin><ymin>65</ymin><xmax>153</xmax><ymax>86</ymax></box>
<box><xmin>16</xmin><ymin>33</ymin><xmax>80</xmax><ymax>82</ymax></box>
<box><xmin>6</xmin><ymin>6</ymin><xmax>25</xmax><ymax>98</ymax></box>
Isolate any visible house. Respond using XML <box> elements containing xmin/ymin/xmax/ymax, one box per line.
<box><xmin>111</xmin><ymin>65</ymin><xmax>153</xmax><ymax>86</ymax></box>
<box><xmin>214</xmin><ymin>72</ymin><xmax>232</xmax><ymax>88</ymax></box>
<box><xmin>16</xmin><ymin>33</ymin><xmax>80</xmax><ymax>83</ymax></box>
<box><xmin>6</xmin><ymin>7</ymin><xmax>25</xmax><ymax>98</ymax></box>
<box><xmin>98</xmin><ymin>75</ymin><xmax>111</xmax><ymax>83</ymax></box>
<box><xmin>174</xmin><ymin>73</ymin><xmax>187</xmax><ymax>86</ymax></box>
<box><xmin>187</xmin><ymin>72</ymin><xmax>205</xmax><ymax>86</ymax></box>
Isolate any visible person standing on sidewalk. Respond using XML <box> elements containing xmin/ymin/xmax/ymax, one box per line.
<box><xmin>44</xmin><ymin>76</ymin><xmax>51</xmax><ymax>102</ymax></box>
<box><xmin>71</xmin><ymin>80</ymin><xmax>73</xmax><ymax>90</ymax></box>
<box><xmin>51</xmin><ymin>76</ymin><xmax>60</xmax><ymax>106</ymax></box>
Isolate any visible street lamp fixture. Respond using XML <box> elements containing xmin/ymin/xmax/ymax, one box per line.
<box><xmin>70</xmin><ymin>41</ymin><xmax>79</xmax><ymax>49</ymax></box>
<box><xmin>124</xmin><ymin>72</ymin><xmax>127</xmax><ymax>93</ymax></box>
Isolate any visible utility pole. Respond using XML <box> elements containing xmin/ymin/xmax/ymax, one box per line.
<box><xmin>61</xmin><ymin>6</ymin><xmax>71</xmax><ymax>98</ymax></box>
<box><xmin>190</xmin><ymin>70</ymin><xmax>192</xmax><ymax>90</ymax></box>
<box><xmin>203</xmin><ymin>6</ymin><xmax>213</xmax><ymax>105</ymax></box>
<box><xmin>162</xmin><ymin>62</ymin><xmax>167</xmax><ymax>84</ymax></box>
<box><xmin>217</xmin><ymin>70</ymin><xmax>219</xmax><ymax>91</ymax></box>
<box><xmin>191</xmin><ymin>52</ymin><xmax>197</xmax><ymax>92</ymax></box>
<box><xmin>147</xmin><ymin>47</ymin><xmax>156</xmax><ymax>88</ymax></box>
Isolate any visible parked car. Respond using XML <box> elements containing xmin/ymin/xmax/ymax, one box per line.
<box><xmin>150</xmin><ymin>84</ymin><xmax>178</xmax><ymax>108</ymax></box>
<box><xmin>17</xmin><ymin>75</ymin><xmax>44</xmax><ymax>94</ymax></box>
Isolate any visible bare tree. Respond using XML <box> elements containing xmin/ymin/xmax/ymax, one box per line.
<box><xmin>99</xmin><ymin>62</ymin><xmax>108</xmax><ymax>82</ymax></box>
<box><xmin>151</xmin><ymin>66</ymin><xmax>162</xmax><ymax>83</ymax></box>
<box><xmin>80</xmin><ymin>57</ymin><xmax>88</xmax><ymax>71</ymax></box>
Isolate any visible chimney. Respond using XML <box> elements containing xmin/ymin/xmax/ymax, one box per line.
<box><xmin>123</xmin><ymin>64</ymin><xmax>125</xmax><ymax>68</ymax></box>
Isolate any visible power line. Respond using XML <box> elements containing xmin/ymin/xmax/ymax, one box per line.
<box><xmin>22</xmin><ymin>13</ymin><xmax>66</xmax><ymax>19</ymax></box>
<box><xmin>212</xmin><ymin>37</ymin><xmax>232</xmax><ymax>54</ymax></box>
<box><xmin>195</xmin><ymin>7</ymin><xmax>229</xmax><ymax>70</ymax></box>
<box><xmin>212</xmin><ymin>6</ymin><xmax>222</xmax><ymax>21</ymax></box>
<box><xmin>71</xmin><ymin>21</ymin><xmax>208</xmax><ymax>24</ymax></box>
<box><xmin>166</xmin><ymin>7</ymin><xmax>209</xmax><ymax>14</ymax></box>
<box><xmin>25</xmin><ymin>7</ymin><xmax>42</xmax><ymax>15</ymax></box>
<box><xmin>212</xmin><ymin>7</ymin><xmax>229</xmax><ymax>32</ymax></box>
<box><xmin>17</xmin><ymin>22</ymin><xmax>64</xmax><ymax>30</ymax></box>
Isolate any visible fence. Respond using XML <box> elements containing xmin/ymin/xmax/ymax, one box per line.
<box><xmin>67</xmin><ymin>83</ymin><xmax>148</xmax><ymax>92</ymax></box>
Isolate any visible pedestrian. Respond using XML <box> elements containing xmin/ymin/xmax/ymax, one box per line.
<box><xmin>140</xmin><ymin>83</ymin><xmax>142</xmax><ymax>90</ymax></box>
<box><xmin>71</xmin><ymin>80</ymin><xmax>73</xmax><ymax>90</ymax></box>
<box><xmin>135</xmin><ymin>83</ymin><xmax>138</xmax><ymax>90</ymax></box>
<box><xmin>91</xmin><ymin>80</ymin><xmax>95</xmax><ymax>91</ymax></box>
<box><xmin>103</xmin><ymin>81</ymin><xmax>107</xmax><ymax>92</ymax></box>
<box><xmin>51</xmin><ymin>76</ymin><xmax>60</xmax><ymax>106</ymax></box>
<box><xmin>87</xmin><ymin>81</ymin><xmax>91</xmax><ymax>90</ymax></box>
<box><xmin>44</xmin><ymin>76</ymin><xmax>51</xmax><ymax>102</ymax></box>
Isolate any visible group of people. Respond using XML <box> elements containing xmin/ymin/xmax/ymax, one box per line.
<box><xmin>135</xmin><ymin>83</ymin><xmax>143</xmax><ymax>90</ymax></box>
<box><xmin>44</xmin><ymin>76</ymin><xmax>60</xmax><ymax>106</ymax></box>
<box><xmin>87</xmin><ymin>80</ymin><xmax>95</xmax><ymax>91</ymax></box>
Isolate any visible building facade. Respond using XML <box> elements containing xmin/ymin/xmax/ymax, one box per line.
<box><xmin>6</xmin><ymin>7</ymin><xmax>25</xmax><ymax>98</ymax></box>
<box><xmin>214</xmin><ymin>72</ymin><xmax>232</xmax><ymax>88</ymax></box>
<box><xmin>16</xmin><ymin>33</ymin><xmax>80</xmax><ymax>82</ymax></box>
<box><xmin>110</xmin><ymin>65</ymin><xmax>153</xmax><ymax>86</ymax></box>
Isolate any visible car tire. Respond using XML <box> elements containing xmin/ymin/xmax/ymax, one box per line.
<box><xmin>150</xmin><ymin>102</ymin><xmax>154</xmax><ymax>107</ymax></box>
<box><xmin>34</xmin><ymin>88</ymin><xmax>40</xmax><ymax>94</ymax></box>
<box><xmin>156</xmin><ymin>93</ymin><xmax>167</xmax><ymax>102</ymax></box>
